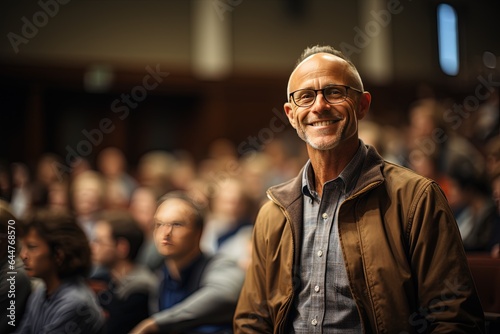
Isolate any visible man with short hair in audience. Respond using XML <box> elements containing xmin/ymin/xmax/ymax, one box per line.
<box><xmin>131</xmin><ymin>191</ymin><xmax>244</xmax><ymax>334</ymax></box>
<box><xmin>91</xmin><ymin>210</ymin><xmax>158</xmax><ymax>334</ymax></box>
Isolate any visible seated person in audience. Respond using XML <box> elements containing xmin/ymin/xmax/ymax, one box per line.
<box><xmin>130</xmin><ymin>186</ymin><xmax>164</xmax><ymax>271</ymax></box>
<box><xmin>489</xmin><ymin>168</ymin><xmax>500</xmax><ymax>257</ymax></box>
<box><xmin>201</xmin><ymin>177</ymin><xmax>253</xmax><ymax>259</ymax></box>
<box><xmin>71</xmin><ymin>170</ymin><xmax>106</xmax><ymax>241</ymax></box>
<box><xmin>91</xmin><ymin>210</ymin><xmax>158</xmax><ymax>333</ymax></box>
<box><xmin>448</xmin><ymin>161</ymin><xmax>497</xmax><ymax>251</ymax></box>
<box><xmin>17</xmin><ymin>211</ymin><xmax>105</xmax><ymax>334</ymax></box>
<box><xmin>97</xmin><ymin>147</ymin><xmax>137</xmax><ymax>210</ymax></box>
<box><xmin>485</xmin><ymin>135</ymin><xmax>500</xmax><ymax>178</ymax></box>
<box><xmin>131</xmin><ymin>191</ymin><xmax>245</xmax><ymax>334</ymax></box>
<box><xmin>0</xmin><ymin>200</ymin><xmax>31</xmax><ymax>334</ymax></box>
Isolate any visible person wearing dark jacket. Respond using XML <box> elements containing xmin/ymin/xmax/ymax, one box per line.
<box><xmin>91</xmin><ymin>211</ymin><xmax>158</xmax><ymax>334</ymax></box>
<box><xmin>132</xmin><ymin>191</ymin><xmax>244</xmax><ymax>333</ymax></box>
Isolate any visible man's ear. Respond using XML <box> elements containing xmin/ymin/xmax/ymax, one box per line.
<box><xmin>357</xmin><ymin>91</ymin><xmax>372</xmax><ymax>120</ymax></box>
<box><xmin>283</xmin><ymin>102</ymin><xmax>297</xmax><ymax>128</ymax></box>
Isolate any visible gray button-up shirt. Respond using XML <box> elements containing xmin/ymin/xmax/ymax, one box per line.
<box><xmin>293</xmin><ymin>142</ymin><xmax>367</xmax><ymax>333</ymax></box>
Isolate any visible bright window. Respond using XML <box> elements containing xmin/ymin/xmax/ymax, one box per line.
<box><xmin>437</xmin><ymin>4</ymin><xmax>459</xmax><ymax>76</ymax></box>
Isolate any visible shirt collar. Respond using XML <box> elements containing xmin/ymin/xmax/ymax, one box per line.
<box><xmin>163</xmin><ymin>253</ymin><xmax>204</xmax><ymax>287</ymax></box>
<box><xmin>301</xmin><ymin>140</ymin><xmax>367</xmax><ymax>199</ymax></box>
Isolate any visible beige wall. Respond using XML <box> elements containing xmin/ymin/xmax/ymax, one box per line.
<box><xmin>2</xmin><ymin>0</ymin><xmax>498</xmax><ymax>84</ymax></box>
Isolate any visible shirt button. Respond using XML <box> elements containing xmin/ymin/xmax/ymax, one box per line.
<box><xmin>311</xmin><ymin>318</ymin><xmax>318</xmax><ymax>326</ymax></box>
<box><xmin>317</xmin><ymin>250</ymin><xmax>323</xmax><ymax>257</ymax></box>
<box><xmin>314</xmin><ymin>285</ymin><xmax>320</xmax><ymax>292</ymax></box>
<box><xmin>322</xmin><ymin>213</ymin><xmax>328</xmax><ymax>219</ymax></box>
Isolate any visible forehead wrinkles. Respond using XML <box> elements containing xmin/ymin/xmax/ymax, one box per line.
<box><xmin>287</xmin><ymin>54</ymin><xmax>357</xmax><ymax>94</ymax></box>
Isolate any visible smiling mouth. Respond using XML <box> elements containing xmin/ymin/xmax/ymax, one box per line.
<box><xmin>310</xmin><ymin>120</ymin><xmax>338</xmax><ymax>127</ymax></box>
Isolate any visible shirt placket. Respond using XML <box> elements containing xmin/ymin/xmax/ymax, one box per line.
<box><xmin>310</xmin><ymin>181</ymin><xmax>340</xmax><ymax>332</ymax></box>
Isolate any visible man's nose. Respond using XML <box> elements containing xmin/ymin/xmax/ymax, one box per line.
<box><xmin>165</xmin><ymin>224</ymin><xmax>174</xmax><ymax>236</ymax></box>
<box><xmin>311</xmin><ymin>91</ymin><xmax>330</xmax><ymax>112</ymax></box>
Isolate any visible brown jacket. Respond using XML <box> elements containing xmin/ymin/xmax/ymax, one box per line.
<box><xmin>234</xmin><ymin>145</ymin><xmax>485</xmax><ymax>333</ymax></box>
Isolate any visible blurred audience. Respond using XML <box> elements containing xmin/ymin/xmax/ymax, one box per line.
<box><xmin>71</xmin><ymin>170</ymin><xmax>105</xmax><ymax>241</ymax></box>
<box><xmin>97</xmin><ymin>147</ymin><xmax>137</xmax><ymax>210</ymax></box>
<box><xmin>90</xmin><ymin>210</ymin><xmax>158</xmax><ymax>334</ymax></box>
<box><xmin>0</xmin><ymin>200</ymin><xmax>31</xmax><ymax>334</ymax></box>
<box><xmin>10</xmin><ymin>163</ymin><xmax>32</xmax><ymax>219</ymax></box>
<box><xmin>46</xmin><ymin>180</ymin><xmax>70</xmax><ymax>215</ymax></box>
<box><xmin>30</xmin><ymin>154</ymin><xmax>66</xmax><ymax>210</ymax></box>
<box><xmin>70</xmin><ymin>157</ymin><xmax>93</xmax><ymax>181</ymax></box>
<box><xmin>485</xmin><ymin>135</ymin><xmax>500</xmax><ymax>178</ymax></box>
<box><xmin>169</xmin><ymin>150</ymin><xmax>198</xmax><ymax>191</ymax></box>
<box><xmin>17</xmin><ymin>210</ymin><xmax>105</xmax><ymax>333</ymax></box>
<box><xmin>201</xmin><ymin>177</ymin><xmax>253</xmax><ymax>262</ymax></box>
<box><xmin>136</xmin><ymin>150</ymin><xmax>176</xmax><ymax>198</ymax></box>
<box><xmin>489</xmin><ymin>169</ymin><xmax>500</xmax><ymax>257</ymax></box>
<box><xmin>447</xmin><ymin>160</ymin><xmax>496</xmax><ymax>251</ymax></box>
<box><xmin>0</xmin><ymin>160</ymin><xmax>12</xmax><ymax>202</ymax></box>
<box><xmin>130</xmin><ymin>186</ymin><xmax>164</xmax><ymax>271</ymax></box>
<box><xmin>132</xmin><ymin>191</ymin><xmax>244</xmax><ymax>333</ymax></box>
<box><xmin>408</xmin><ymin>144</ymin><xmax>453</xmax><ymax>200</ymax></box>
<box><xmin>405</xmin><ymin>98</ymin><xmax>485</xmax><ymax>177</ymax></box>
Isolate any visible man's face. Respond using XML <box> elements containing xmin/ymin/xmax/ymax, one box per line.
<box><xmin>73</xmin><ymin>186</ymin><xmax>101</xmax><ymax>216</ymax></box>
<box><xmin>284</xmin><ymin>53</ymin><xmax>370</xmax><ymax>152</ymax></box>
<box><xmin>153</xmin><ymin>198</ymin><xmax>202</xmax><ymax>261</ymax></box>
<box><xmin>20</xmin><ymin>229</ymin><xmax>58</xmax><ymax>280</ymax></box>
<box><xmin>91</xmin><ymin>221</ymin><xmax>117</xmax><ymax>267</ymax></box>
<box><xmin>130</xmin><ymin>187</ymin><xmax>157</xmax><ymax>230</ymax></box>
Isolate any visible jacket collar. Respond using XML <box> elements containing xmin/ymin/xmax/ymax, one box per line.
<box><xmin>267</xmin><ymin>144</ymin><xmax>385</xmax><ymax>211</ymax></box>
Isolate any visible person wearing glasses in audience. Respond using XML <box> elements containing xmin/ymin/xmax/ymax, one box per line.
<box><xmin>131</xmin><ymin>191</ymin><xmax>244</xmax><ymax>334</ymax></box>
<box><xmin>234</xmin><ymin>45</ymin><xmax>485</xmax><ymax>333</ymax></box>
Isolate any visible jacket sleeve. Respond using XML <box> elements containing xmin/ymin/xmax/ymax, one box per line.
<box><xmin>152</xmin><ymin>255</ymin><xmax>244</xmax><ymax>333</ymax></box>
<box><xmin>234</xmin><ymin>203</ymin><xmax>275</xmax><ymax>333</ymax></box>
<box><xmin>409</xmin><ymin>182</ymin><xmax>485</xmax><ymax>333</ymax></box>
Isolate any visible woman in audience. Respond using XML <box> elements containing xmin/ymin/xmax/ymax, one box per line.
<box><xmin>0</xmin><ymin>200</ymin><xmax>30</xmax><ymax>334</ymax></box>
<box><xmin>16</xmin><ymin>211</ymin><xmax>105</xmax><ymax>333</ymax></box>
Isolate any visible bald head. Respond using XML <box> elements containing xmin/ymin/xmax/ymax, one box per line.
<box><xmin>287</xmin><ymin>53</ymin><xmax>364</xmax><ymax>98</ymax></box>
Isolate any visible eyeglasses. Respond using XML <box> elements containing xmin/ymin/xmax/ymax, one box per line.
<box><xmin>154</xmin><ymin>220</ymin><xmax>189</xmax><ymax>230</ymax></box>
<box><xmin>289</xmin><ymin>85</ymin><xmax>363</xmax><ymax>107</ymax></box>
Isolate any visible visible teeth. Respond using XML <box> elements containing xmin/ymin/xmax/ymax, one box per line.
<box><xmin>312</xmin><ymin>120</ymin><xmax>335</xmax><ymax>126</ymax></box>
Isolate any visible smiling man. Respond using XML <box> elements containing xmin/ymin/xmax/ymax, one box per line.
<box><xmin>234</xmin><ymin>45</ymin><xmax>485</xmax><ymax>333</ymax></box>
<box><xmin>131</xmin><ymin>191</ymin><xmax>244</xmax><ymax>334</ymax></box>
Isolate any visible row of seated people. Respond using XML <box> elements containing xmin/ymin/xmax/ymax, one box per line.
<box><xmin>3</xmin><ymin>98</ymin><xmax>500</xmax><ymax>256</ymax></box>
<box><xmin>1</xmin><ymin>192</ymin><xmax>246</xmax><ymax>334</ymax></box>
<box><xmin>5</xmin><ymin>185</ymin><xmax>500</xmax><ymax>333</ymax></box>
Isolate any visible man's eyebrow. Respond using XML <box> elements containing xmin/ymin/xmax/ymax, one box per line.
<box><xmin>154</xmin><ymin>219</ymin><xmax>187</xmax><ymax>225</ymax></box>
